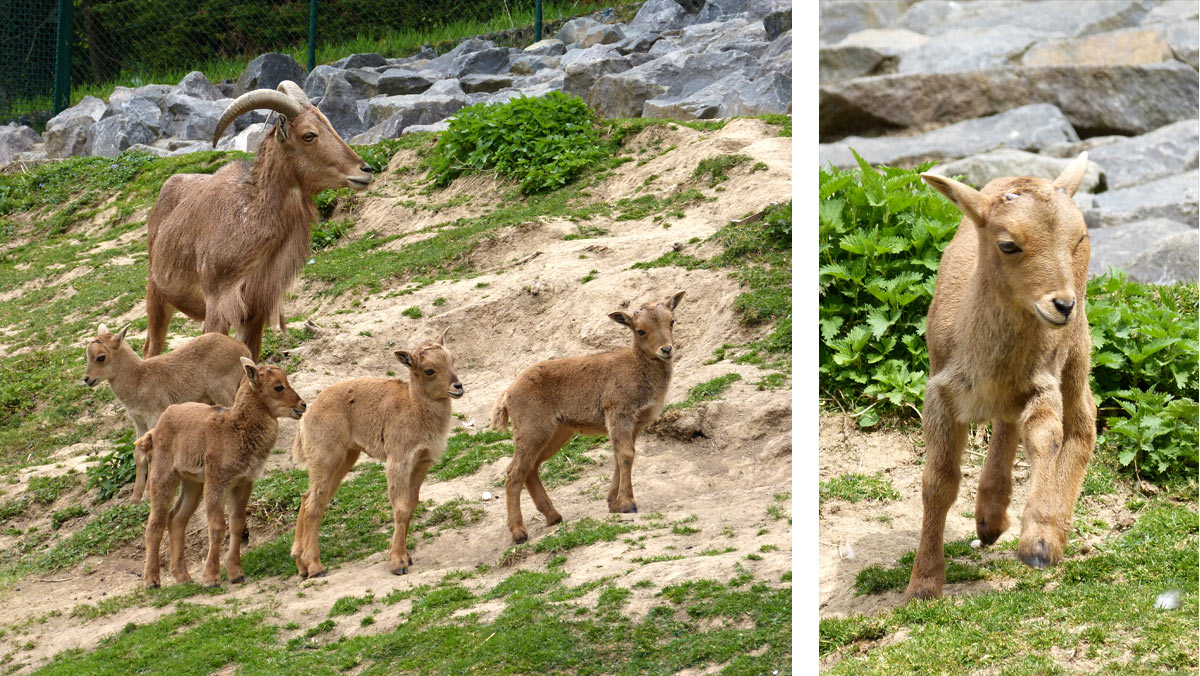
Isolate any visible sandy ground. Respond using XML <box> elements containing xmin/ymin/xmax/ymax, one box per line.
<box><xmin>0</xmin><ymin>119</ymin><xmax>793</xmax><ymax>672</ymax></box>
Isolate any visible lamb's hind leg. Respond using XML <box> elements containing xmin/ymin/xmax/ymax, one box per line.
<box><xmin>168</xmin><ymin>479</ymin><xmax>203</xmax><ymax>584</ymax></box>
<box><xmin>224</xmin><ymin>479</ymin><xmax>254</xmax><ymax>584</ymax></box>
<box><xmin>905</xmin><ymin>380</ymin><xmax>968</xmax><ymax>601</ymax></box>
<box><xmin>293</xmin><ymin>448</ymin><xmax>358</xmax><ymax>579</ymax></box>
<box><xmin>505</xmin><ymin>422</ymin><xmax>555</xmax><ymax>544</ymax></box>
<box><xmin>975</xmin><ymin>420</ymin><xmax>1019</xmax><ymax>546</ymax></box>
<box><xmin>525</xmin><ymin>428</ymin><xmax>573</xmax><ymax>528</ymax></box>
<box><xmin>130</xmin><ymin>417</ymin><xmax>151</xmax><ymax>503</ymax></box>
<box><xmin>143</xmin><ymin>474</ymin><xmax>179</xmax><ymax>589</ymax></box>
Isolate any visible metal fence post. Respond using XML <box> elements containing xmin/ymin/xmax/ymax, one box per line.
<box><xmin>534</xmin><ymin>0</ymin><xmax>543</xmax><ymax>42</ymax></box>
<box><xmin>52</xmin><ymin>0</ymin><xmax>73</xmax><ymax>114</ymax></box>
<box><xmin>307</xmin><ymin>0</ymin><xmax>318</xmax><ymax>72</ymax></box>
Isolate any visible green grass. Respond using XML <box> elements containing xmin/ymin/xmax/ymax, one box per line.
<box><xmin>430</xmin><ymin>429</ymin><xmax>514</xmax><ymax>481</ymax></box>
<box><xmin>665</xmin><ymin>373</ymin><xmax>742</xmax><ymax>411</ymax></box>
<box><xmin>824</xmin><ymin>503</ymin><xmax>1197</xmax><ymax>674</ymax></box>
<box><xmin>37</xmin><ymin>568</ymin><xmax>791</xmax><ymax>675</ymax></box>
<box><xmin>692</xmin><ymin>154</ymin><xmax>752</xmax><ymax>187</ymax></box>
<box><xmin>329</xmin><ymin>593</ymin><xmax>376</xmax><ymax>618</ymax></box>
<box><xmin>819</xmin><ymin>472</ymin><xmax>901</xmax><ymax>504</ymax></box>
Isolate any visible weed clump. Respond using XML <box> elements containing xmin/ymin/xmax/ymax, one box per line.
<box><xmin>427</xmin><ymin>92</ymin><xmax>604</xmax><ymax>194</ymax></box>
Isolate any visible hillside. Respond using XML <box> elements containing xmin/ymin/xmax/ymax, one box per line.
<box><xmin>0</xmin><ymin>116</ymin><xmax>792</xmax><ymax>673</ymax></box>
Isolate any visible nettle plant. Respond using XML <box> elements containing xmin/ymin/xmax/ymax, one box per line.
<box><xmin>818</xmin><ymin>151</ymin><xmax>960</xmax><ymax>426</ymax></box>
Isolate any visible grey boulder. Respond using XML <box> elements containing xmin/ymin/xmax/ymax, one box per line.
<box><xmin>236</xmin><ymin>53</ymin><xmax>307</xmax><ymax>96</ymax></box>
<box><xmin>1088</xmin><ymin>170</ymin><xmax>1199</xmax><ymax>228</ymax></box>
<box><xmin>933</xmin><ymin>148</ymin><xmax>1105</xmax><ymax>194</ymax></box>
<box><xmin>1088</xmin><ymin>218</ymin><xmax>1195</xmax><ymax>278</ymax></box>
<box><xmin>631</xmin><ymin>0</ymin><xmax>693</xmax><ymax>32</ymax></box>
<box><xmin>176</xmin><ymin>71</ymin><xmax>224</xmax><ymax>101</ymax></box>
<box><xmin>1088</xmin><ymin>119</ymin><xmax>1199</xmax><ymax>190</ymax></box>
<box><xmin>0</xmin><ymin>123</ymin><xmax>38</xmax><ymax>166</ymax></box>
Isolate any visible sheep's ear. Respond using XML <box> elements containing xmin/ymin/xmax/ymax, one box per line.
<box><xmin>98</xmin><ymin>323</ymin><xmax>109</xmax><ymax>335</ymax></box>
<box><xmin>394</xmin><ymin>350</ymin><xmax>415</xmax><ymax>368</ymax></box>
<box><xmin>921</xmin><ymin>172</ymin><xmax>987</xmax><ymax>228</ymax></box>
<box><xmin>1053</xmin><ymin>151</ymin><xmax>1088</xmax><ymax>198</ymax></box>
<box><xmin>609</xmin><ymin>312</ymin><xmax>632</xmax><ymax>327</ymax></box>
<box><xmin>117</xmin><ymin>325</ymin><xmax>130</xmax><ymax>343</ymax></box>
<box><xmin>438</xmin><ymin>327</ymin><xmax>449</xmax><ymax>346</ymax></box>
<box><xmin>240</xmin><ymin>356</ymin><xmax>258</xmax><ymax>384</ymax></box>
<box><xmin>666</xmin><ymin>291</ymin><xmax>685</xmax><ymax>311</ymax></box>
<box><xmin>274</xmin><ymin>115</ymin><xmax>290</xmax><ymax>143</ymax></box>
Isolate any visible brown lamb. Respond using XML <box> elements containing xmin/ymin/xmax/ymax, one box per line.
<box><xmin>143</xmin><ymin>80</ymin><xmax>373</xmax><ymax>360</ymax></box>
<box><xmin>139</xmin><ymin>358</ymin><xmax>305</xmax><ymax>588</ymax></box>
<box><xmin>83</xmin><ymin>324</ymin><xmax>251</xmax><ymax>502</ymax></box>
<box><xmin>491</xmin><ymin>291</ymin><xmax>685</xmax><ymax>544</ymax></box>
<box><xmin>905</xmin><ymin>153</ymin><xmax>1096</xmax><ymax>601</ymax></box>
<box><xmin>290</xmin><ymin>331</ymin><xmax>463</xmax><ymax>579</ymax></box>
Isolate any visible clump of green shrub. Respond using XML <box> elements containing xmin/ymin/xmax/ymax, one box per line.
<box><xmin>86</xmin><ymin>431</ymin><xmax>138</xmax><ymax>503</ymax></box>
<box><xmin>426</xmin><ymin>92</ymin><xmax>605</xmax><ymax>194</ymax></box>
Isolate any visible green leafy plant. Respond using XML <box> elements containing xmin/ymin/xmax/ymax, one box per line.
<box><xmin>427</xmin><ymin>92</ymin><xmax>605</xmax><ymax>194</ymax></box>
<box><xmin>311</xmin><ymin>218</ymin><xmax>350</xmax><ymax>250</ymax></box>
<box><xmin>86</xmin><ymin>431</ymin><xmax>138</xmax><ymax>503</ymax></box>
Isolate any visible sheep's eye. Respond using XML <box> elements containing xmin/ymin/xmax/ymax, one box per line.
<box><xmin>1004</xmin><ymin>192</ymin><xmax>1018</xmax><ymax>202</ymax></box>
<box><xmin>424</xmin><ymin>369</ymin><xmax>435</xmax><ymax>376</ymax></box>
<box><xmin>303</xmin><ymin>132</ymin><xmax>316</xmax><ymax>142</ymax></box>
<box><xmin>998</xmin><ymin>241</ymin><xmax>1022</xmax><ymax>254</ymax></box>
<box><xmin>274</xmin><ymin>385</ymin><xmax>284</xmax><ymax>392</ymax></box>
<box><xmin>636</xmin><ymin>330</ymin><xmax>646</xmax><ymax>336</ymax></box>
<box><xmin>95</xmin><ymin>355</ymin><xmax>105</xmax><ymax>362</ymax></box>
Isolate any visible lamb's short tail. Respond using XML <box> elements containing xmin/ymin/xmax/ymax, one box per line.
<box><xmin>490</xmin><ymin>391</ymin><xmax>511</xmax><ymax>431</ymax></box>
<box><xmin>292</xmin><ymin>421</ymin><xmax>307</xmax><ymax>465</ymax></box>
<box><xmin>133</xmin><ymin>431</ymin><xmax>153</xmax><ymax>461</ymax></box>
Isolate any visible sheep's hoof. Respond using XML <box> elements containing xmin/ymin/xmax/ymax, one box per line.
<box><xmin>511</xmin><ymin>529</ymin><xmax>528</xmax><ymax>545</ymax></box>
<box><xmin>230</xmin><ymin>575</ymin><xmax>245</xmax><ymax>584</ymax></box>
<box><xmin>903</xmin><ymin>578</ymin><xmax>942</xmax><ymax>602</ymax></box>
<box><xmin>145</xmin><ymin>581</ymin><xmax>160</xmax><ymax>590</ymax></box>
<box><xmin>307</xmin><ymin>570</ymin><xmax>326</xmax><ymax>580</ymax></box>
<box><xmin>204</xmin><ymin>580</ymin><xmax>220</xmax><ymax>589</ymax></box>
<box><xmin>390</xmin><ymin>566</ymin><xmax>408</xmax><ymax>576</ymax></box>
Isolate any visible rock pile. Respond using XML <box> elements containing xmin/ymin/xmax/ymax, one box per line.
<box><xmin>820</xmin><ymin>0</ymin><xmax>1198</xmax><ymax>284</ymax></box>
<box><xmin>1</xmin><ymin>0</ymin><xmax>790</xmax><ymax>170</ymax></box>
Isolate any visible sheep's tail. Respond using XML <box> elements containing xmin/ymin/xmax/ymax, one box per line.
<box><xmin>490</xmin><ymin>390</ymin><xmax>511</xmax><ymax>431</ymax></box>
<box><xmin>133</xmin><ymin>431</ymin><xmax>153</xmax><ymax>460</ymax></box>
<box><xmin>292</xmin><ymin>421</ymin><xmax>307</xmax><ymax>465</ymax></box>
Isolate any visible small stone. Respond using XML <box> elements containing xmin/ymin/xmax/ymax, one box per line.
<box><xmin>1079</xmin><ymin>542</ymin><xmax>1091</xmax><ymax>555</ymax></box>
<box><xmin>970</xmin><ymin>539</ymin><xmax>982</xmax><ymax>549</ymax></box>
<box><xmin>482</xmin><ymin>491</ymin><xmax>493</xmax><ymax>501</ymax></box>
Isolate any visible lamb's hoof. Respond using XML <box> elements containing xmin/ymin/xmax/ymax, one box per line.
<box><xmin>204</xmin><ymin>580</ymin><xmax>220</xmax><ymax>589</ymax></box>
<box><xmin>230</xmin><ymin>575</ymin><xmax>245</xmax><ymax>584</ymax></box>
<box><xmin>390</xmin><ymin>566</ymin><xmax>408</xmax><ymax>576</ymax></box>
<box><xmin>546</xmin><ymin>513</ymin><xmax>563</xmax><ymax>526</ymax></box>
<box><xmin>306</xmin><ymin>570</ymin><xmax>326</xmax><ymax>580</ymax></box>
<box><xmin>903</xmin><ymin>581</ymin><xmax>942</xmax><ymax>602</ymax></box>
<box><xmin>511</xmin><ymin>530</ymin><xmax>528</xmax><ymax>545</ymax></box>
<box><xmin>1018</xmin><ymin>537</ymin><xmax>1061</xmax><ymax>570</ymax></box>
<box><xmin>145</xmin><ymin>581</ymin><xmax>160</xmax><ymax>590</ymax></box>
<box><xmin>975</xmin><ymin>514</ymin><xmax>1009</xmax><ymax>546</ymax></box>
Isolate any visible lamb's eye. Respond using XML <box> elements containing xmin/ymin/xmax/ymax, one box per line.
<box><xmin>274</xmin><ymin>385</ymin><xmax>284</xmax><ymax>392</ymax></box>
<box><xmin>998</xmin><ymin>241</ymin><xmax>1022</xmax><ymax>254</ymax></box>
<box><xmin>96</xmin><ymin>355</ymin><xmax>105</xmax><ymax>362</ymax></box>
<box><xmin>1004</xmin><ymin>193</ymin><xmax>1018</xmax><ymax>202</ymax></box>
<box><xmin>637</xmin><ymin>330</ymin><xmax>646</xmax><ymax>336</ymax></box>
<box><xmin>424</xmin><ymin>369</ymin><xmax>435</xmax><ymax>376</ymax></box>
<box><xmin>303</xmin><ymin>132</ymin><xmax>316</xmax><ymax>142</ymax></box>
<box><xmin>670</xmin><ymin>320</ymin><xmax>675</xmax><ymax>326</ymax></box>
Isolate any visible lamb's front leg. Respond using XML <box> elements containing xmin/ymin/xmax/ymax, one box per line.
<box><xmin>1017</xmin><ymin>385</ymin><xmax>1070</xmax><ymax>569</ymax></box>
<box><xmin>201</xmin><ymin>486</ymin><xmax>227</xmax><ymax>587</ymax></box>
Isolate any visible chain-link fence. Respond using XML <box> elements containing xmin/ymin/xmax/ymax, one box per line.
<box><xmin>2</xmin><ymin>0</ymin><xmax>634</xmax><ymax>128</ymax></box>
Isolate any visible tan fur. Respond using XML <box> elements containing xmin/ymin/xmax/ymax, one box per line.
<box><xmin>290</xmin><ymin>331</ymin><xmax>462</xmax><ymax>579</ymax></box>
<box><xmin>143</xmin><ymin>88</ymin><xmax>372</xmax><ymax>360</ymax></box>
<box><xmin>905</xmin><ymin>153</ymin><xmax>1096</xmax><ymax>601</ymax></box>
<box><xmin>83</xmin><ymin>324</ymin><xmax>251</xmax><ymax>502</ymax></box>
<box><xmin>140</xmin><ymin>359</ymin><xmax>305</xmax><ymax>588</ymax></box>
<box><xmin>492</xmin><ymin>292</ymin><xmax>685</xmax><ymax>544</ymax></box>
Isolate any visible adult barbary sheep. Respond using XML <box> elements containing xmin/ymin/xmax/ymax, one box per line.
<box><xmin>905</xmin><ymin>153</ymin><xmax>1096</xmax><ymax>601</ymax></box>
<box><xmin>291</xmin><ymin>331</ymin><xmax>463</xmax><ymax>579</ymax></box>
<box><xmin>143</xmin><ymin>80</ymin><xmax>373</xmax><ymax>360</ymax></box>
<box><xmin>492</xmin><ymin>291</ymin><xmax>685</xmax><ymax>544</ymax></box>
<box><xmin>83</xmin><ymin>324</ymin><xmax>251</xmax><ymax>502</ymax></box>
<box><xmin>140</xmin><ymin>358</ymin><xmax>305</xmax><ymax>588</ymax></box>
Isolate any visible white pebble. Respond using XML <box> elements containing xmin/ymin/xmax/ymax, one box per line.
<box><xmin>1155</xmin><ymin>589</ymin><xmax>1183</xmax><ymax>610</ymax></box>
<box><xmin>842</xmin><ymin>540</ymin><xmax>855</xmax><ymax>560</ymax></box>
<box><xmin>482</xmin><ymin>491</ymin><xmax>493</xmax><ymax>502</ymax></box>
<box><xmin>970</xmin><ymin>539</ymin><xmax>981</xmax><ymax>549</ymax></box>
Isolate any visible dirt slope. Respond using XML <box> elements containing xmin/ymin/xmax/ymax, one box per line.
<box><xmin>0</xmin><ymin>119</ymin><xmax>792</xmax><ymax>672</ymax></box>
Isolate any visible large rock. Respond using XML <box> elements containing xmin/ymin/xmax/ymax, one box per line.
<box><xmin>112</xmin><ymin>96</ymin><xmax>163</xmax><ymax>135</ymax></box>
<box><xmin>45</xmin><ymin>95</ymin><xmax>107</xmax><ymax>131</ymax></box>
<box><xmin>0</xmin><ymin>123</ymin><xmax>38</xmax><ymax>166</ymax></box>
<box><xmin>342</xmin><ymin>68</ymin><xmax>381</xmax><ymax>98</ymax></box>
<box><xmin>697</xmin><ymin>0</ymin><xmax>788</xmax><ymax>23</ymax></box>
<box><xmin>557</xmin><ymin>17</ymin><xmax>602</xmax><ymax>46</ymax></box>
<box><xmin>303</xmin><ymin>64</ymin><xmax>343</xmax><ymax>102</ymax></box>
<box><xmin>899</xmin><ymin>0</ymin><xmax>1147</xmax><ymax>38</ymax></box>
<box><xmin>763</xmin><ymin>9</ymin><xmax>791</xmax><ymax>41</ymax></box>
<box><xmin>510</xmin><ymin>54</ymin><xmax>560</xmax><ymax>75</ymax></box>
<box><xmin>835</xmin><ymin>29</ymin><xmax>930</xmax><ymax>56</ymax></box>
<box><xmin>161</xmin><ymin>92</ymin><xmax>229</xmax><ymax>141</ymax></box>
<box><xmin>820</xmin><ymin>44</ymin><xmax>894</xmax><ymax>83</ymax></box>
<box><xmin>628</xmin><ymin>50</ymin><xmax>758</xmax><ymax>118</ymax></box>
<box><xmin>1123</xmin><ymin>231</ymin><xmax>1199</xmax><ymax>284</ymax></box>
<box><xmin>317</xmin><ymin>75</ymin><xmax>367</xmax><ymax>139</ymax></box>
<box><xmin>1088</xmin><ymin>170</ymin><xmax>1199</xmax><ymax>228</ymax></box>
<box><xmin>756</xmin><ymin>29</ymin><xmax>791</xmax><ymax>80</ymax></box>
<box><xmin>720</xmin><ymin>70</ymin><xmax>791</xmax><ymax>116</ymax></box>
<box><xmin>459</xmin><ymin>73</ymin><xmax>514</xmax><ymax>94</ymax></box>
<box><xmin>1022</xmin><ymin>28</ymin><xmax>1174</xmax><ymax>66</ymax></box>
<box><xmin>933</xmin><ymin>148</ymin><xmax>1105</xmax><ymax>194</ymax></box>
<box><xmin>332</xmin><ymin>52</ymin><xmax>387</xmax><ymax>69</ymax></box>
<box><xmin>1165</xmin><ymin>21</ymin><xmax>1199</xmax><ymax>69</ymax></box>
<box><xmin>819</xmin><ymin>103</ymin><xmax>1080</xmax><ymax>168</ymax></box>
<box><xmin>427</xmin><ymin>39</ymin><xmax>509</xmax><ymax>78</ymax></box>
<box><xmin>820</xmin><ymin>0</ymin><xmax>910</xmax><ymax>44</ymax></box>
<box><xmin>1088</xmin><ymin>218</ymin><xmax>1195</xmax><ymax>278</ymax></box>
<box><xmin>562</xmin><ymin>45</ymin><xmax>632</xmax><ymax>99</ymax></box>
<box><xmin>236</xmin><ymin>53</ymin><xmax>307</xmax><ymax>96</ymax></box>
<box><xmin>631</xmin><ymin>0</ymin><xmax>692</xmax><ymax>32</ymax></box>
<box><xmin>176</xmin><ymin>71</ymin><xmax>223</xmax><ymax>101</ymax></box>
<box><xmin>377</xmin><ymin>68</ymin><xmax>437</xmax><ymax>96</ymax></box>
<box><xmin>216</xmin><ymin>122</ymin><xmax>271</xmax><ymax>153</ymax></box>
<box><xmin>524</xmin><ymin>38</ymin><xmax>566</xmax><ymax>56</ymax></box>
<box><xmin>898</xmin><ymin>27</ymin><xmax>1040</xmax><ymax>74</ymax></box>
<box><xmin>355</xmin><ymin>88</ymin><xmax>470</xmax><ymax>139</ymax></box>
<box><xmin>90</xmin><ymin>115</ymin><xmax>156</xmax><ymax>157</ymax></box>
<box><xmin>588</xmin><ymin>50</ymin><xmax>692</xmax><ymax>118</ymax></box>
<box><xmin>581</xmin><ymin>24</ymin><xmax>625</xmax><ymax>48</ymax></box>
<box><xmin>820</xmin><ymin>62</ymin><xmax>1199</xmax><ymax>140</ymax></box>
<box><xmin>1087</xmin><ymin>119</ymin><xmax>1199</xmax><ymax>190</ymax></box>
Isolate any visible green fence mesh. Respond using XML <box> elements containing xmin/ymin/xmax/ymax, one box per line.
<box><xmin>2</xmin><ymin>0</ymin><xmax>635</xmax><ymax>128</ymax></box>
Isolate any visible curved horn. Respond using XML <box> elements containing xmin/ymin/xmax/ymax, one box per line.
<box><xmin>212</xmin><ymin>89</ymin><xmax>305</xmax><ymax>147</ymax></box>
<box><xmin>277</xmin><ymin>80</ymin><xmax>312</xmax><ymax>106</ymax></box>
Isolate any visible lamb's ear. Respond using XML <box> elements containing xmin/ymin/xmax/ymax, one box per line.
<box><xmin>117</xmin><ymin>325</ymin><xmax>130</xmax><ymax>343</ymax></box>
<box><xmin>98</xmin><ymin>323</ymin><xmax>109</xmax><ymax>336</ymax></box>
<box><xmin>666</xmin><ymin>291</ymin><xmax>685</xmax><ymax>311</ymax></box>
<box><xmin>394</xmin><ymin>350</ymin><xmax>415</xmax><ymax>369</ymax></box>
<box><xmin>438</xmin><ymin>327</ymin><xmax>449</xmax><ymax>346</ymax></box>
<box><xmin>240</xmin><ymin>356</ymin><xmax>258</xmax><ymax>384</ymax></box>
<box><xmin>609</xmin><ymin>312</ymin><xmax>632</xmax><ymax>327</ymax></box>
<box><xmin>921</xmin><ymin>172</ymin><xmax>988</xmax><ymax>228</ymax></box>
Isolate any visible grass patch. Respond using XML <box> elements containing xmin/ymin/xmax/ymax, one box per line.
<box><xmin>692</xmin><ymin>154</ymin><xmax>752</xmax><ymax>186</ymax></box>
<box><xmin>819</xmin><ymin>472</ymin><xmax>901</xmax><ymax>504</ymax></box>
<box><xmin>329</xmin><ymin>593</ymin><xmax>376</xmax><ymax>618</ymax></box>
<box><xmin>431</xmin><ymin>429</ymin><xmax>513</xmax><ymax>481</ymax></box>
<box><xmin>665</xmin><ymin>373</ymin><xmax>742</xmax><ymax>411</ymax></box>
